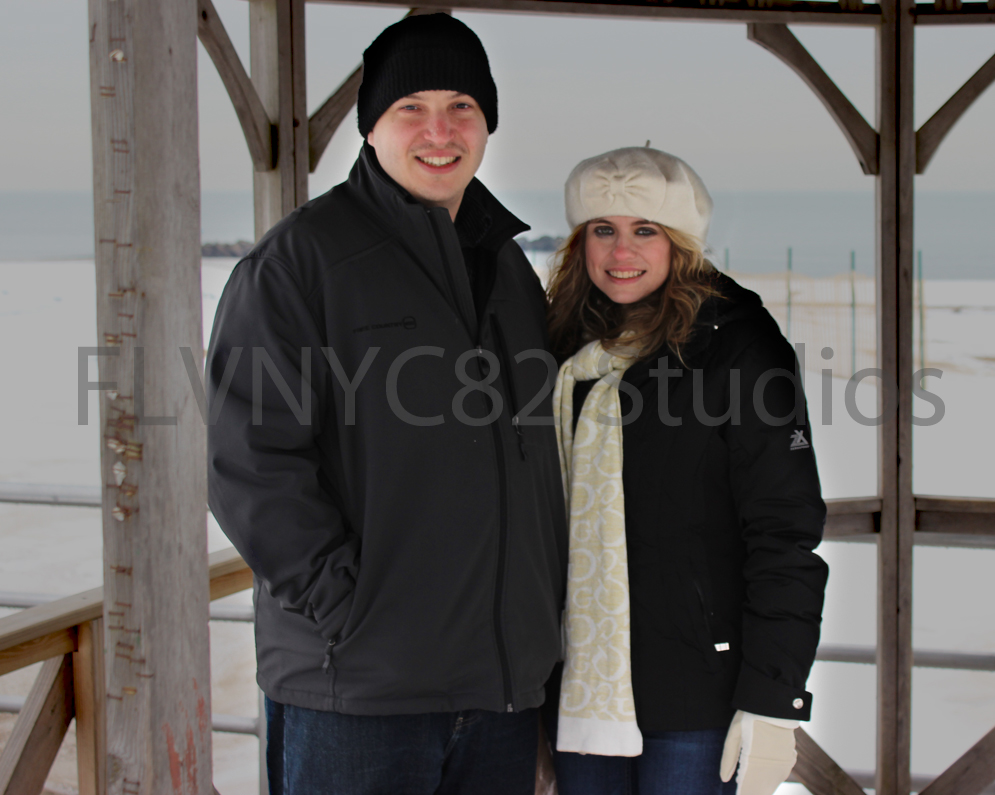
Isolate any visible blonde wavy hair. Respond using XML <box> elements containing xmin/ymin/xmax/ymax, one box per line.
<box><xmin>546</xmin><ymin>222</ymin><xmax>720</xmax><ymax>363</ymax></box>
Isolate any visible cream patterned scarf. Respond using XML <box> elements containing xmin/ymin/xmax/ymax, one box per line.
<box><xmin>553</xmin><ymin>339</ymin><xmax>642</xmax><ymax>757</ymax></box>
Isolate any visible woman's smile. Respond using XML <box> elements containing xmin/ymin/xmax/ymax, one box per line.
<box><xmin>585</xmin><ymin>216</ymin><xmax>672</xmax><ymax>303</ymax></box>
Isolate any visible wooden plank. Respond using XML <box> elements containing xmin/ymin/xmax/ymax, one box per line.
<box><xmin>916</xmin><ymin>496</ymin><xmax>995</xmax><ymax>514</ymax></box>
<box><xmin>826</xmin><ymin>497</ymin><xmax>883</xmax><ymax>515</ymax></box>
<box><xmin>919</xmin><ymin>724</ymin><xmax>995</xmax><ymax>795</ymax></box>
<box><xmin>0</xmin><ymin>629</ymin><xmax>76</xmax><ymax>679</ymax></box>
<box><xmin>874</xmin><ymin>0</ymin><xmax>916</xmax><ymax>790</ymax></box>
<box><xmin>0</xmin><ymin>590</ymin><xmax>98</xmax><ymax>654</ymax></box>
<box><xmin>88</xmin><ymin>0</ymin><xmax>214</xmax><ymax>789</ymax></box>
<box><xmin>825</xmin><ymin>511</ymin><xmax>877</xmax><ymax>538</ymax></box>
<box><xmin>747</xmin><ymin>23</ymin><xmax>879</xmax><ymax>174</ymax></box>
<box><xmin>74</xmin><ymin>619</ymin><xmax>106</xmax><ymax>795</ymax></box>
<box><xmin>792</xmin><ymin>727</ymin><xmax>866</xmax><ymax>795</ymax></box>
<box><xmin>251</xmin><ymin>0</ymin><xmax>308</xmax><ymax>238</ymax></box>
<box><xmin>917</xmin><ymin>50</ymin><xmax>995</xmax><ymax>172</ymax></box>
<box><xmin>0</xmin><ymin>654</ymin><xmax>75</xmax><ymax>795</ymax></box>
<box><xmin>309</xmin><ymin>64</ymin><xmax>362</xmax><ymax>172</ymax></box>
<box><xmin>309</xmin><ymin>0</ymin><xmax>884</xmax><ymax>25</ymax></box>
<box><xmin>209</xmin><ymin>547</ymin><xmax>254</xmax><ymax>601</ymax></box>
<box><xmin>915</xmin><ymin>2</ymin><xmax>995</xmax><ymax>22</ymax></box>
<box><xmin>198</xmin><ymin>0</ymin><xmax>276</xmax><ymax>171</ymax></box>
<box><xmin>918</xmin><ymin>511</ymin><xmax>995</xmax><ymax>535</ymax></box>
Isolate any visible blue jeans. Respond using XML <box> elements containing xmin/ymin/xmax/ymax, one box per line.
<box><xmin>553</xmin><ymin>729</ymin><xmax>738</xmax><ymax>795</ymax></box>
<box><xmin>265</xmin><ymin>697</ymin><xmax>537</xmax><ymax>795</ymax></box>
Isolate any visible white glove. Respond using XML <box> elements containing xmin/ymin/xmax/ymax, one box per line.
<box><xmin>719</xmin><ymin>710</ymin><xmax>799</xmax><ymax>795</ymax></box>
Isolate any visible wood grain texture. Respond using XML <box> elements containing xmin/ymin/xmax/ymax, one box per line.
<box><xmin>825</xmin><ymin>511</ymin><xmax>877</xmax><ymax>538</ymax></box>
<box><xmin>0</xmin><ymin>654</ymin><xmax>75</xmax><ymax>795</ymax></box>
<box><xmin>89</xmin><ymin>0</ymin><xmax>214</xmax><ymax>789</ymax></box>
<box><xmin>917</xmin><ymin>50</ymin><xmax>995</xmax><ymax>173</ymax></box>
<box><xmin>0</xmin><ymin>590</ymin><xmax>98</xmax><ymax>654</ymax></box>
<box><xmin>74</xmin><ymin>619</ymin><xmax>106</xmax><ymax>795</ymax></box>
<box><xmin>826</xmin><ymin>497</ymin><xmax>884</xmax><ymax>515</ymax></box>
<box><xmin>874</xmin><ymin>0</ymin><xmax>916</xmax><ymax>791</ymax></box>
<box><xmin>747</xmin><ymin>23</ymin><xmax>879</xmax><ymax>174</ymax></box>
<box><xmin>251</xmin><ymin>0</ymin><xmax>308</xmax><ymax>238</ymax></box>
<box><xmin>915</xmin><ymin>0</ymin><xmax>995</xmax><ymax>19</ymax></box>
<box><xmin>792</xmin><ymin>727</ymin><xmax>867</xmax><ymax>795</ymax></box>
<box><xmin>308</xmin><ymin>64</ymin><xmax>362</xmax><ymax>173</ymax></box>
<box><xmin>918</xmin><ymin>511</ymin><xmax>995</xmax><ymax>535</ymax></box>
<box><xmin>198</xmin><ymin>0</ymin><xmax>276</xmax><ymax>171</ymax></box>
<box><xmin>0</xmin><ymin>630</ymin><xmax>76</xmax><ymax>679</ymax></box>
<box><xmin>0</xmin><ymin>550</ymin><xmax>248</xmax><ymax>676</ymax></box>
<box><xmin>307</xmin><ymin>0</ymin><xmax>884</xmax><ymax>25</ymax></box>
<box><xmin>916</xmin><ymin>496</ymin><xmax>995</xmax><ymax>514</ymax></box>
<box><xmin>919</xmin><ymin>724</ymin><xmax>995</xmax><ymax>795</ymax></box>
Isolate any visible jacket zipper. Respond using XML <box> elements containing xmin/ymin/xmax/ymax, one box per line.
<box><xmin>428</xmin><ymin>210</ymin><xmax>514</xmax><ymax>712</ymax></box>
<box><xmin>490</xmin><ymin>314</ymin><xmax>527</xmax><ymax>461</ymax></box>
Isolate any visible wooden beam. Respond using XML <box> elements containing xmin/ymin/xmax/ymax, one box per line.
<box><xmin>309</xmin><ymin>64</ymin><xmax>362</xmax><ymax>173</ymax></box>
<box><xmin>0</xmin><ymin>549</ymin><xmax>249</xmax><ymax>675</ymax></box>
<box><xmin>88</xmin><ymin>0</ymin><xmax>214</xmax><ymax>788</ymax></box>
<box><xmin>198</xmin><ymin>0</ymin><xmax>276</xmax><ymax>171</ymax></box>
<box><xmin>875</xmin><ymin>0</ymin><xmax>916</xmax><ymax>790</ymax></box>
<box><xmin>824</xmin><ymin>497</ymin><xmax>881</xmax><ymax>539</ymax></box>
<box><xmin>917</xmin><ymin>50</ymin><xmax>995</xmax><ymax>172</ymax></box>
<box><xmin>0</xmin><ymin>591</ymin><xmax>97</xmax><ymax>655</ymax></box>
<box><xmin>0</xmin><ymin>654</ymin><xmax>75</xmax><ymax>795</ymax></box>
<box><xmin>919</xmin><ymin>724</ymin><xmax>995</xmax><ymax>795</ymax></box>
<box><xmin>0</xmin><ymin>629</ymin><xmax>76</xmax><ymax>679</ymax></box>
<box><xmin>74</xmin><ymin>619</ymin><xmax>106</xmax><ymax>795</ymax></box>
<box><xmin>792</xmin><ymin>727</ymin><xmax>867</xmax><ymax>795</ymax></box>
<box><xmin>747</xmin><ymin>23</ymin><xmax>879</xmax><ymax>174</ymax></box>
<box><xmin>918</xmin><ymin>511</ymin><xmax>995</xmax><ymax>535</ymax></box>
<box><xmin>914</xmin><ymin>2</ymin><xmax>995</xmax><ymax>22</ymax></box>
<box><xmin>307</xmin><ymin>0</ymin><xmax>884</xmax><ymax>25</ymax></box>
<box><xmin>251</xmin><ymin>0</ymin><xmax>309</xmax><ymax>239</ymax></box>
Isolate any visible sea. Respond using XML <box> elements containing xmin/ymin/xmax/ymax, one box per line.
<box><xmin>1</xmin><ymin>190</ymin><xmax>994</xmax><ymax>793</ymax></box>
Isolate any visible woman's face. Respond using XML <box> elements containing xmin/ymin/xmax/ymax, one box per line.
<box><xmin>584</xmin><ymin>217</ymin><xmax>672</xmax><ymax>304</ymax></box>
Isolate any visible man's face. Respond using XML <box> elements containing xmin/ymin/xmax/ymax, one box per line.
<box><xmin>367</xmin><ymin>90</ymin><xmax>489</xmax><ymax>220</ymax></box>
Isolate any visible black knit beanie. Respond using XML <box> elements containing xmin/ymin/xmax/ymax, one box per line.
<box><xmin>357</xmin><ymin>13</ymin><xmax>498</xmax><ymax>138</ymax></box>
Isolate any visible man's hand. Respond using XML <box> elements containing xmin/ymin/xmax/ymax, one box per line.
<box><xmin>720</xmin><ymin>710</ymin><xmax>798</xmax><ymax>795</ymax></box>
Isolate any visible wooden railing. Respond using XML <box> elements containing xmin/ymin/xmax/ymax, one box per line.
<box><xmin>0</xmin><ymin>546</ymin><xmax>251</xmax><ymax>794</ymax></box>
<box><xmin>2</xmin><ymin>491</ymin><xmax>993</xmax><ymax>794</ymax></box>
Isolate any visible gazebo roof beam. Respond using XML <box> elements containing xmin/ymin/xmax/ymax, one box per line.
<box><xmin>293</xmin><ymin>0</ymin><xmax>885</xmax><ymax>26</ymax></box>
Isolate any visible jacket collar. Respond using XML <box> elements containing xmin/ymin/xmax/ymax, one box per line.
<box><xmin>348</xmin><ymin>143</ymin><xmax>529</xmax><ymax>252</ymax></box>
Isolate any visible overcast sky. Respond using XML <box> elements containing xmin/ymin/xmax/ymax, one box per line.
<box><xmin>3</xmin><ymin>0</ymin><xmax>994</xmax><ymax>195</ymax></box>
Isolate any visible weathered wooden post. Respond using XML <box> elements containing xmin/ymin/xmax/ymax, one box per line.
<box><xmin>250</xmin><ymin>0</ymin><xmax>308</xmax><ymax>239</ymax></box>
<box><xmin>88</xmin><ymin>0</ymin><xmax>213</xmax><ymax>790</ymax></box>
<box><xmin>875</xmin><ymin>0</ymin><xmax>916</xmax><ymax>790</ymax></box>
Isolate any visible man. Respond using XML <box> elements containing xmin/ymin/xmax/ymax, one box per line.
<box><xmin>206</xmin><ymin>13</ymin><xmax>567</xmax><ymax>795</ymax></box>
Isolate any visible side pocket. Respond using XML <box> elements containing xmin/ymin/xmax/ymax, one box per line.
<box><xmin>691</xmin><ymin>578</ymin><xmax>724</xmax><ymax>673</ymax></box>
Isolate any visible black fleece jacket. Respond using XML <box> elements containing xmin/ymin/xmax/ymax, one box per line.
<box><xmin>555</xmin><ymin>273</ymin><xmax>828</xmax><ymax>732</ymax></box>
<box><xmin>206</xmin><ymin>147</ymin><xmax>568</xmax><ymax>716</ymax></box>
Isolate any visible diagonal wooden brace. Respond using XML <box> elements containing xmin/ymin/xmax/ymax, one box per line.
<box><xmin>791</xmin><ymin>727</ymin><xmax>867</xmax><ymax>795</ymax></box>
<box><xmin>0</xmin><ymin>654</ymin><xmax>76</xmax><ymax>795</ymax></box>
<box><xmin>198</xmin><ymin>0</ymin><xmax>276</xmax><ymax>171</ymax></box>
<box><xmin>919</xmin><ymin>723</ymin><xmax>995</xmax><ymax>795</ymax></box>
<box><xmin>747</xmin><ymin>22</ymin><xmax>879</xmax><ymax>175</ymax></box>
<box><xmin>916</xmin><ymin>50</ymin><xmax>995</xmax><ymax>173</ymax></box>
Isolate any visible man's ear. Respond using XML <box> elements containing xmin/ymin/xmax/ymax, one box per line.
<box><xmin>366</xmin><ymin>130</ymin><xmax>375</xmax><ymax>147</ymax></box>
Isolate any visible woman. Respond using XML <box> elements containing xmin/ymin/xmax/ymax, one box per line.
<box><xmin>544</xmin><ymin>147</ymin><xmax>828</xmax><ymax>795</ymax></box>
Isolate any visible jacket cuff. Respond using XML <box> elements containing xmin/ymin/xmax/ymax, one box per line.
<box><xmin>732</xmin><ymin>663</ymin><xmax>812</xmax><ymax>721</ymax></box>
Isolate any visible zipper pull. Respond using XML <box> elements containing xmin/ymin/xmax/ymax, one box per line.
<box><xmin>322</xmin><ymin>639</ymin><xmax>336</xmax><ymax>674</ymax></box>
<box><xmin>506</xmin><ymin>703</ymin><xmax>514</xmax><ymax>713</ymax></box>
<box><xmin>511</xmin><ymin>416</ymin><xmax>527</xmax><ymax>461</ymax></box>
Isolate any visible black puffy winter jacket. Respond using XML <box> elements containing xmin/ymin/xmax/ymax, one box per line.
<box><xmin>559</xmin><ymin>273</ymin><xmax>828</xmax><ymax>732</ymax></box>
<box><xmin>206</xmin><ymin>147</ymin><xmax>568</xmax><ymax>716</ymax></box>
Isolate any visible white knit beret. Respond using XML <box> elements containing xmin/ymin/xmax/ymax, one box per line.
<box><xmin>564</xmin><ymin>147</ymin><xmax>713</xmax><ymax>243</ymax></box>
